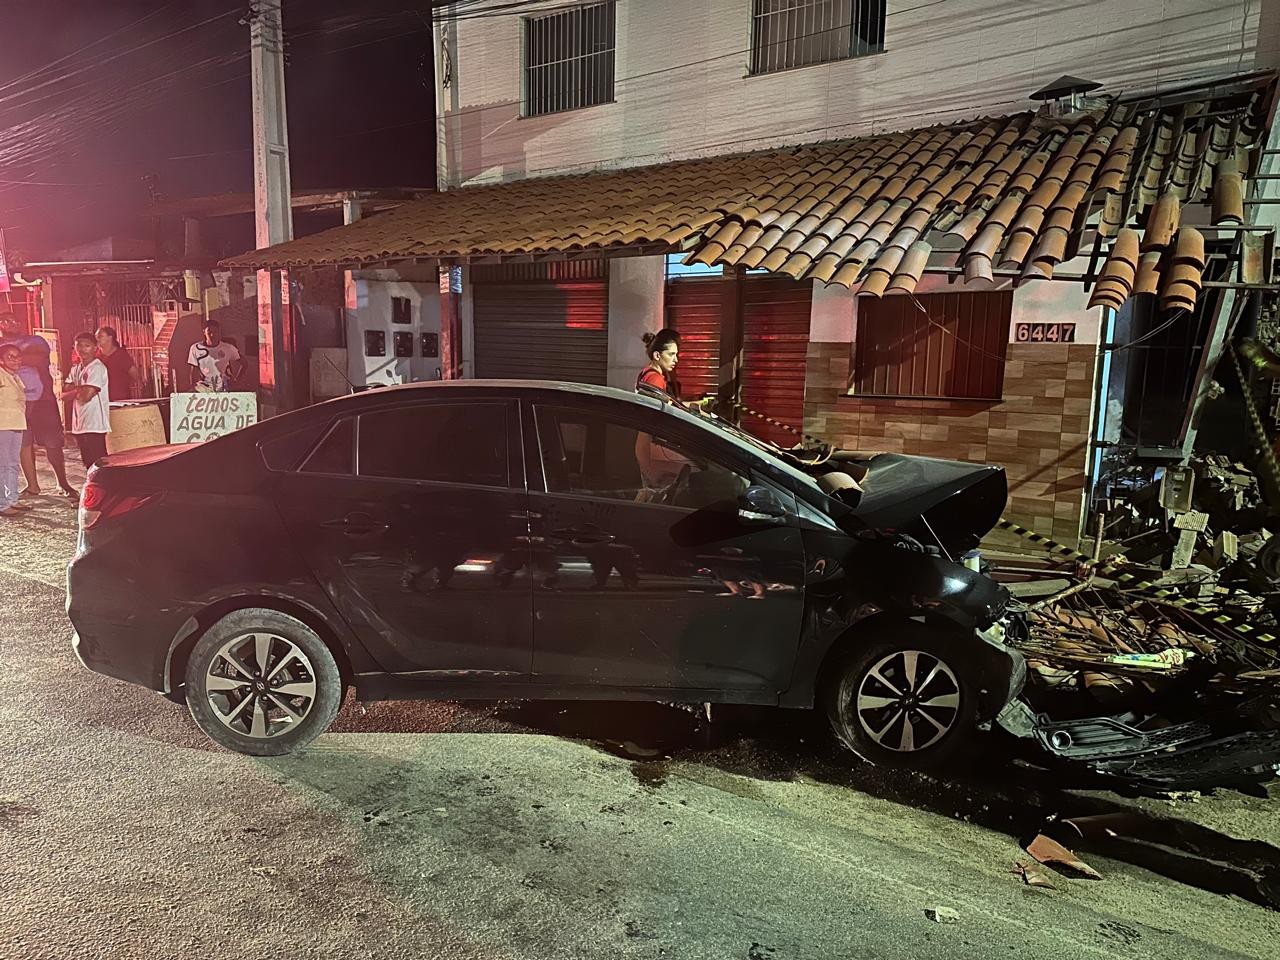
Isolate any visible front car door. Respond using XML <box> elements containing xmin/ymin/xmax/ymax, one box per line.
<box><xmin>525</xmin><ymin>397</ymin><xmax>806</xmax><ymax>698</ymax></box>
<box><xmin>273</xmin><ymin>398</ymin><xmax>532</xmax><ymax>679</ymax></box>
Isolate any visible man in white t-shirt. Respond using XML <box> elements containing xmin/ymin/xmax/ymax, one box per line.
<box><xmin>63</xmin><ymin>332</ymin><xmax>111</xmax><ymax>469</ymax></box>
<box><xmin>187</xmin><ymin>319</ymin><xmax>243</xmax><ymax>392</ymax></box>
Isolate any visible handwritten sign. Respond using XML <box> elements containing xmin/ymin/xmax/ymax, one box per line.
<box><xmin>107</xmin><ymin>404</ymin><xmax>166</xmax><ymax>454</ymax></box>
<box><xmin>170</xmin><ymin>392</ymin><xmax>258</xmax><ymax>443</ymax></box>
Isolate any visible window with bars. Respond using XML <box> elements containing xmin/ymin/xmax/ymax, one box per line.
<box><xmin>852</xmin><ymin>293</ymin><xmax>1010</xmax><ymax>401</ymax></box>
<box><xmin>750</xmin><ymin>0</ymin><xmax>885</xmax><ymax>75</ymax></box>
<box><xmin>524</xmin><ymin>1</ymin><xmax>616</xmax><ymax>117</ymax></box>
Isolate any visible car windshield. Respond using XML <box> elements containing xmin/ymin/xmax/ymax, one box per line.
<box><xmin>662</xmin><ymin>399</ymin><xmax>834</xmax><ymax>496</ymax></box>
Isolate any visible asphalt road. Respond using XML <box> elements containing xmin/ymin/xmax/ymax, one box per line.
<box><xmin>2</xmin><ymin>470</ymin><xmax>1279</xmax><ymax>960</ymax></box>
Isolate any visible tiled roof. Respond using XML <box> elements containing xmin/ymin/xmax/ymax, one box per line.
<box><xmin>226</xmin><ymin>75</ymin><xmax>1274</xmax><ymax>312</ymax></box>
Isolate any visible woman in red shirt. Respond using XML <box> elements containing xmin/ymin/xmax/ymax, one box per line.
<box><xmin>636</xmin><ymin>329</ymin><xmax>681</xmax><ymax>399</ymax></box>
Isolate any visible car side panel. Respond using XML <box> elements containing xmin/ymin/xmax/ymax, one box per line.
<box><xmin>67</xmin><ymin>491</ymin><xmax>384</xmax><ymax>692</ymax></box>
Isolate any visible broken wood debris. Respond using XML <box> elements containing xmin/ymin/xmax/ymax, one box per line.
<box><xmin>1025</xmin><ymin>833</ymin><xmax>1104</xmax><ymax>880</ymax></box>
<box><xmin>1009</xmin><ymin>455</ymin><xmax>1280</xmax><ymax>693</ymax></box>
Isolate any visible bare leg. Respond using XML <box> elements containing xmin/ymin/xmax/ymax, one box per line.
<box><xmin>20</xmin><ymin>444</ymin><xmax>39</xmax><ymax>494</ymax></box>
<box><xmin>45</xmin><ymin>444</ymin><xmax>74</xmax><ymax>494</ymax></box>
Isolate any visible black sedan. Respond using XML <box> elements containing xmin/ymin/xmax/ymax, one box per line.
<box><xmin>68</xmin><ymin>380</ymin><xmax>1024</xmax><ymax>766</ymax></box>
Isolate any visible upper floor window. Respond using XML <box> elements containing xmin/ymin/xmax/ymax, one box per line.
<box><xmin>750</xmin><ymin>0</ymin><xmax>886</xmax><ymax>76</ymax></box>
<box><xmin>524</xmin><ymin>1</ymin><xmax>616</xmax><ymax>117</ymax></box>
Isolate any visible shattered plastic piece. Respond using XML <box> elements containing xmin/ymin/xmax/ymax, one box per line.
<box><xmin>1026</xmin><ymin>834</ymin><xmax>1104</xmax><ymax>880</ymax></box>
<box><xmin>924</xmin><ymin>906</ymin><xmax>959</xmax><ymax>924</ymax></box>
<box><xmin>1012</xmin><ymin>860</ymin><xmax>1058</xmax><ymax>889</ymax></box>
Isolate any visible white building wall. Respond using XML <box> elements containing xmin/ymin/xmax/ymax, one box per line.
<box><xmin>347</xmin><ymin>269</ymin><xmax>443</xmax><ymax>388</ymax></box>
<box><xmin>606</xmin><ymin>256</ymin><xmax>666</xmax><ymax>389</ymax></box>
<box><xmin>439</xmin><ymin>0</ymin><xmax>1265</xmax><ymax>188</ymax></box>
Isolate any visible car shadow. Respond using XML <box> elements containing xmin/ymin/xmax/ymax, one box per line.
<box><xmin>78</xmin><ymin>676</ymin><xmax>1280</xmax><ymax>910</ymax></box>
<box><xmin>481</xmin><ymin>699</ymin><xmax>1280</xmax><ymax>911</ymax></box>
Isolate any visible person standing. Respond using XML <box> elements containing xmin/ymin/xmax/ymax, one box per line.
<box><xmin>96</xmin><ymin>326</ymin><xmax>141</xmax><ymax>401</ymax></box>
<box><xmin>18</xmin><ymin>340</ymin><xmax>77</xmax><ymax>500</ymax></box>
<box><xmin>636</xmin><ymin>329</ymin><xmax>682</xmax><ymax>399</ymax></box>
<box><xmin>188</xmin><ymin>319</ymin><xmax>243</xmax><ymax>392</ymax></box>
<box><xmin>0</xmin><ymin>343</ymin><xmax>32</xmax><ymax>517</ymax></box>
<box><xmin>63</xmin><ymin>333</ymin><xmax>111</xmax><ymax>469</ymax></box>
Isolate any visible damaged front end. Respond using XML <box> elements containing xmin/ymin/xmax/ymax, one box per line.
<box><xmin>810</xmin><ymin>451</ymin><xmax>1280</xmax><ymax>790</ymax></box>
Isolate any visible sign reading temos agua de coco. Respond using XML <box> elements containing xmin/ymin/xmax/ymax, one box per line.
<box><xmin>170</xmin><ymin>392</ymin><xmax>258</xmax><ymax>443</ymax></box>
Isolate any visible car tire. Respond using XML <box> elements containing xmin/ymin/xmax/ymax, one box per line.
<box><xmin>184</xmin><ymin>608</ymin><xmax>343</xmax><ymax>757</ymax></box>
<box><xmin>821</xmin><ymin>624</ymin><xmax>979</xmax><ymax>771</ymax></box>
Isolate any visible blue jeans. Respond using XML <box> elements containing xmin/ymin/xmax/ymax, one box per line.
<box><xmin>0</xmin><ymin>429</ymin><xmax>22</xmax><ymax>510</ymax></box>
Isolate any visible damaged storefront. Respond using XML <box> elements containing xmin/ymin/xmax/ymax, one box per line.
<box><xmin>227</xmin><ymin>72</ymin><xmax>1280</xmax><ymax>792</ymax></box>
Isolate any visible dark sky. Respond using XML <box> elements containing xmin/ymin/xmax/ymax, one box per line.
<box><xmin>0</xmin><ymin>0</ymin><xmax>435</xmax><ymax>253</ymax></box>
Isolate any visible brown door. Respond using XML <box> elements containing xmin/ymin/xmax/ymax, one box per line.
<box><xmin>740</xmin><ymin>277</ymin><xmax>812</xmax><ymax>446</ymax></box>
<box><xmin>665</xmin><ymin>276</ymin><xmax>723</xmax><ymax>401</ymax></box>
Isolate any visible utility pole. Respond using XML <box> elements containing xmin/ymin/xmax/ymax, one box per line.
<box><xmin>248</xmin><ymin>0</ymin><xmax>294</xmax><ymax>414</ymax></box>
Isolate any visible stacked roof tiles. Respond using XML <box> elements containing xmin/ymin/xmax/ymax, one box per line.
<box><xmin>228</xmin><ymin>76</ymin><xmax>1273</xmax><ymax>312</ymax></box>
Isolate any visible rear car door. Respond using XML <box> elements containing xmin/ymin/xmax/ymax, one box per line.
<box><xmin>526</xmin><ymin>399</ymin><xmax>806</xmax><ymax>695</ymax></box>
<box><xmin>272</xmin><ymin>399</ymin><xmax>532</xmax><ymax>678</ymax></box>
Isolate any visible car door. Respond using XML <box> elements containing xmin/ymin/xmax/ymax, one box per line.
<box><xmin>272</xmin><ymin>398</ymin><xmax>533</xmax><ymax>679</ymax></box>
<box><xmin>526</xmin><ymin>399</ymin><xmax>806</xmax><ymax>695</ymax></box>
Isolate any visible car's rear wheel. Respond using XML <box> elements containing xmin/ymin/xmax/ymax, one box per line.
<box><xmin>184</xmin><ymin>609</ymin><xmax>342</xmax><ymax>756</ymax></box>
<box><xmin>822</xmin><ymin>626</ymin><xmax>979</xmax><ymax>770</ymax></box>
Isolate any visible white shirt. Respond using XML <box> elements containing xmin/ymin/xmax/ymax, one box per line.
<box><xmin>188</xmin><ymin>339</ymin><xmax>242</xmax><ymax>391</ymax></box>
<box><xmin>69</xmin><ymin>358</ymin><xmax>111</xmax><ymax>434</ymax></box>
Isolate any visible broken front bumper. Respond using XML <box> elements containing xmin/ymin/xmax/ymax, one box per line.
<box><xmin>1030</xmin><ymin>696</ymin><xmax>1280</xmax><ymax>790</ymax></box>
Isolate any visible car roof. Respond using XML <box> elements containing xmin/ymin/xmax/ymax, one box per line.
<box><xmin>351</xmin><ymin>379</ymin><xmax>665</xmax><ymax>409</ymax></box>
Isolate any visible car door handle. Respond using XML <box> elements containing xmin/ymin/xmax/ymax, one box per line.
<box><xmin>322</xmin><ymin>513</ymin><xmax>388</xmax><ymax>536</ymax></box>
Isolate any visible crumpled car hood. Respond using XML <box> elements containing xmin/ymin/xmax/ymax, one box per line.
<box><xmin>838</xmin><ymin>453</ymin><xmax>1008</xmax><ymax>554</ymax></box>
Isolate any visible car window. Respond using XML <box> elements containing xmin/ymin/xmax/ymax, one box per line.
<box><xmin>535</xmin><ymin>407</ymin><xmax>749</xmax><ymax>510</ymax></box>
<box><xmin>259</xmin><ymin>422</ymin><xmax>327</xmax><ymax>472</ymax></box>
<box><xmin>358</xmin><ymin>403</ymin><xmax>508</xmax><ymax>487</ymax></box>
<box><xmin>299</xmin><ymin>418</ymin><xmax>354</xmax><ymax>476</ymax></box>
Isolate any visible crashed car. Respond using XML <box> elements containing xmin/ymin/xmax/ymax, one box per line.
<box><xmin>71</xmin><ymin>378</ymin><xmax>1271</xmax><ymax>782</ymax></box>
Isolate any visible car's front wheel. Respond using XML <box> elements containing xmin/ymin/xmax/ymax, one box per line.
<box><xmin>184</xmin><ymin>609</ymin><xmax>343</xmax><ymax>756</ymax></box>
<box><xmin>821</xmin><ymin>626</ymin><xmax>978</xmax><ymax>770</ymax></box>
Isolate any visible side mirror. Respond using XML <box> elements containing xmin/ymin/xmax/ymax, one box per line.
<box><xmin>738</xmin><ymin>485</ymin><xmax>788</xmax><ymax>523</ymax></box>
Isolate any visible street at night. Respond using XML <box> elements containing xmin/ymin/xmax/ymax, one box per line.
<box><xmin>7</xmin><ymin>3</ymin><xmax>1280</xmax><ymax>958</ymax></box>
<box><xmin>2</xmin><ymin>461</ymin><xmax>1279</xmax><ymax>959</ymax></box>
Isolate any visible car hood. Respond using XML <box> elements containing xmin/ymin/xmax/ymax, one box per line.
<box><xmin>835</xmin><ymin>453</ymin><xmax>1008</xmax><ymax>555</ymax></box>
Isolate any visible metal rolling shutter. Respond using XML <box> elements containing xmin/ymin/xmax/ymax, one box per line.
<box><xmin>665</xmin><ymin>277</ymin><xmax>723</xmax><ymax>401</ymax></box>
<box><xmin>740</xmin><ymin>277</ymin><xmax>812</xmax><ymax>446</ymax></box>
<box><xmin>472</xmin><ymin>280</ymin><xmax>608</xmax><ymax>384</ymax></box>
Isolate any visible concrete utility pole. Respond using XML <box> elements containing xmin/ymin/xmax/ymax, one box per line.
<box><xmin>249</xmin><ymin>0</ymin><xmax>295</xmax><ymax>414</ymax></box>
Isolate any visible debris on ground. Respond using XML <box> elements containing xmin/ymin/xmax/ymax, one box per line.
<box><xmin>1040</xmin><ymin>810</ymin><xmax>1280</xmax><ymax>910</ymax></box>
<box><xmin>1011</xmin><ymin>860</ymin><xmax>1058</xmax><ymax>889</ymax></box>
<box><xmin>992</xmin><ymin>454</ymin><xmax>1280</xmax><ymax>793</ymax></box>
<box><xmin>924</xmin><ymin>906</ymin><xmax>960</xmax><ymax>924</ymax></box>
<box><xmin>1025</xmin><ymin>834</ymin><xmax>1104</xmax><ymax>880</ymax></box>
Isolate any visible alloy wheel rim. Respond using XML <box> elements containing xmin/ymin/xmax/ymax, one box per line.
<box><xmin>205</xmin><ymin>632</ymin><xmax>318</xmax><ymax>739</ymax></box>
<box><xmin>853</xmin><ymin>650</ymin><xmax>961</xmax><ymax>753</ymax></box>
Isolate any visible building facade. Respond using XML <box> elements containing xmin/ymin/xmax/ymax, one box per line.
<box><xmin>234</xmin><ymin>1</ymin><xmax>1280</xmax><ymax>543</ymax></box>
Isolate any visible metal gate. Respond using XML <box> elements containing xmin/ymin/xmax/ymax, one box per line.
<box><xmin>740</xmin><ymin>277</ymin><xmax>812</xmax><ymax>446</ymax></box>
<box><xmin>665</xmin><ymin>276</ymin><xmax>723</xmax><ymax>401</ymax></box>
<box><xmin>472</xmin><ymin>280</ymin><xmax>609</xmax><ymax>384</ymax></box>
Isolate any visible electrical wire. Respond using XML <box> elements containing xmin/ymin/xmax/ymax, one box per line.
<box><xmin>907</xmin><ymin>292</ymin><xmax>1013</xmax><ymax>364</ymax></box>
<box><xmin>0</xmin><ymin>6</ymin><xmax>244</xmax><ymax>110</ymax></box>
<box><xmin>1106</xmin><ymin>308</ymin><xmax>1189</xmax><ymax>354</ymax></box>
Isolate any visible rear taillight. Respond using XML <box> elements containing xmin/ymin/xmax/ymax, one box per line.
<box><xmin>78</xmin><ymin>479</ymin><xmax>158</xmax><ymax>531</ymax></box>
